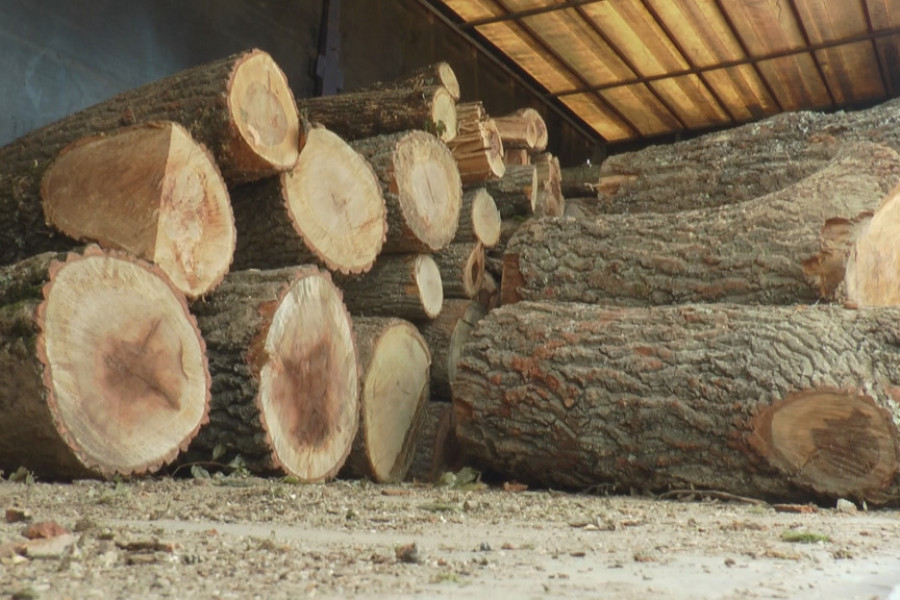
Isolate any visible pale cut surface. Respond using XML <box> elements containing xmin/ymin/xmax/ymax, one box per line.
<box><xmin>229</xmin><ymin>51</ymin><xmax>301</xmax><ymax>172</ymax></box>
<box><xmin>415</xmin><ymin>255</ymin><xmax>444</xmax><ymax>319</ymax></box>
<box><xmin>845</xmin><ymin>189</ymin><xmax>900</xmax><ymax>306</ymax></box>
<box><xmin>258</xmin><ymin>273</ymin><xmax>358</xmax><ymax>481</ymax></box>
<box><xmin>39</xmin><ymin>251</ymin><xmax>209</xmax><ymax>475</ymax></box>
<box><xmin>394</xmin><ymin>131</ymin><xmax>462</xmax><ymax>251</ymax></box>
<box><xmin>363</xmin><ymin>322</ymin><xmax>430</xmax><ymax>482</ymax></box>
<box><xmin>41</xmin><ymin>122</ymin><xmax>235</xmax><ymax>299</ymax></box>
<box><xmin>284</xmin><ymin>127</ymin><xmax>386</xmax><ymax>274</ymax></box>
<box><xmin>432</xmin><ymin>87</ymin><xmax>458</xmax><ymax>142</ymax></box>
<box><xmin>471</xmin><ymin>189</ymin><xmax>502</xmax><ymax>247</ymax></box>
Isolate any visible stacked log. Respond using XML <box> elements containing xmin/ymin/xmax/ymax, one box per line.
<box><xmin>453</xmin><ymin>188</ymin><xmax>501</xmax><ymax>249</ymax></box>
<box><xmin>362</xmin><ymin>62</ymin><xmax>461</xmax><ymax>102</ymax></box>
<box><xmin>447</xmin><ymin>102</ymin><xmax>506</xmax><ymax>185</ymax></box>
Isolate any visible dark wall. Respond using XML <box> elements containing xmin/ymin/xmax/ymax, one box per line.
<box><xmin>0</xmin><ymin>0</ymin><xmax>598</xmax><ymax>164</ymax></box>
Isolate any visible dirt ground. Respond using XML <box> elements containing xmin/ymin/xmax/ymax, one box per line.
<box><xmin>2</xmin><ymin>472</ymin><xmax>900</xmax><ymax>600</ymax></box>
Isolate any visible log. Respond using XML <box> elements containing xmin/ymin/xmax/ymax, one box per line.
<box><xmin>341</xmin><ymin>317</ymin><xmax>430</xmax><ymax>483</ymax></box>
<box><xmin>187</xmin><ymin>266</ymin><xmax>358</xmax><ymax>481</ymax></box>
<box><xmin>0</xmin><ymin>247</ymin><xmax>210</xmax><ymax>480</ymax></box>
<box><xmin>433</xmin><ymin>242</ymin><xmax>485</xmax><ymax>300</ymax></box>
<box><xmin>351</xmin><ymin>131</ymin><xmax>461</xmax><ymax>253</ymax></box>
<box><xmin>594</xmin><ymin>96</ymin><xmax>900</xmax><ymax>214</ymax></box>
<box><xmin>453</xmin><ymin>188</ymin><xmax>501</xmax><ymax>248</ymax></box>
<box><xmin>230</xmin><ymin>125</ymin><xmax>386</xmax><ymax>275</ymax></box>
<box><xmin>502</xmin><ymin>142</ymin><xmax>900</xmax><ymax>306</ymax></box>
<box><xmin>845</xmin><ymin>182</ymin><xmax>900</xmax><ymax>306</ymax></box>
<box><xmin>477</xmin><ymin>271</ymin><xmax>500</xmax><ymax>311</ymax></box>
<box><xmin>417</xmin><ymin>299</ymin><xmax>487</xmax><ymax>401</ymax></box>
<box><xmin>560</xmin><ymin>163</ymin><xmax>602</xmax><ymax>199</ymax></box>
<box><xmin>40</xmin><ymin>122</ymin><xmax>235</xmax><ymax>299</ymax></box>
<box><xmin>485</xmin><ymin>164</ymin><xmax>538</xmax><ymax>219</ymax></box>
<box><xmin>448</xmin><ymin>102</ymin><xmax>506</xmax><ymax>185</ymax></box>
<box><xmin>364</xmin><ymin>62</ymin><xmax>460</xmax><ymax>101</ymax></box>
<box><xmin>454</xmin><ymin>301</ymin><xmax>900</xmax><ymax>504</ymax></box>
<box><xmin>405</xmin><ymin>402</ymin><xmax>463</xmax><ymax>483</ymax></box>
<box><xmin>504</xmin><ymin>148</ymin><xmax>530</xmax><ymax>166</ymax></box>
<box><xmin>533</xmin><ymin>152</ymin><xmax>564</xmax><ymax>217</ymax></box>
<box><xmin>493</xmin><ymin>107</ymin><xmax>547</xmax><ymax>152</ymax></box>
<box><xmin>335</xmin><ymin>254</ymin><xmax>443</xmax><ymax>321</ymax></box>
<box><xmin>298</xmin><ymin>86</ymin><xmax>457</xmax><ymax>143</ymax></box>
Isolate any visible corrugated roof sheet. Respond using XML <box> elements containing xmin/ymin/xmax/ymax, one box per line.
<box><xmin>431</xmin><ymin>0</ymin><xmax>900</xmax><ymax>143</ymax></box>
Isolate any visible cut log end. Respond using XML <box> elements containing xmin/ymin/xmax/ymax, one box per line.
<box><xmin>36</xmin><ymin>248</ymin><xmax>210</xmax><ymax>477</ymax></box>
<box><xmin>41</xmin><ymin>122</ymin><xmax>236</xmax><ymax>299</ymax></box>
<box><xmin>416</xmin><ymin>255</ymin><xmax>444</xmax><ymax>319</ymax></box>
<box><xmin>432</xmin><ymin>87</ymin><xmax>458</xmax><ymax>143</ymax></box>
<box><xmin>394</xmin><ymin>131</ymin><xmax>462</xmax><ymax>251</ymax></box>
<box><xmin>845</xmin><ymin>190</ymin><xmax>900</xmax><ymax>306</ymax></box>
<box><xmin>283</xmin><ymin>127</ymin><xmax>386</xmax><ymax>274</ymax></box>
<box><xmin>257</xmin><ymin>271</ymin><xmax>358</xmax><ymax>482</ymax></box>
<box><xmin>227</xmin><ymin>50</ymin><xmax>301</xmax><ymax>177</ymax></box>
<box><xmin>748</xmin><ymin>389</ymin><xmax>899</xmax><ymax>501</ymax></box>
<box><xmin>471</xmin><ymin>188</ymin><xmax>502</xmax><ymax>248</ymax></box>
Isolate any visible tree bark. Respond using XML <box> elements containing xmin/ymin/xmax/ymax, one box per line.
<box><xmin>493</xmin><ymin>107</ymin><xmax>547</xmax><ymax>152</ymax></box>
<box><xmin>352</xmin><ymin>131</ymin><xmax>461</xmax><ymax>253</ymax></box>
<box><xmin>405</xmin><ymin>402</ymin><xmax>463</xmax><ymax>483</ymax></box>
<box><xmin>298</xmin><ymin>86</ymin><xmax>457</xmax><ymax>143</ymax></box>
<box><xmin>0</xmin><ymin>247</ymin><xmax>210</xmax><ymax>480</ymax></box>
<box><xmin>502</xmin><ymin>143</ymin><xmax>900</xmax><ymax>306</ymax></box>
<box><xmin>417</xmin><ymin>299</ymin><xmax>487</xmax><ymax>402</ymax></box>
<box><xmin>596</xmin><ymin>97</ymin><xmax>900</xmax><ymax>214</ymax></box>
<box><xmin>453</xmin><ymin>188</ymin><xmax>501</xmax><ymax>248</ymax></box>
<box><xmin>340</xmin><ymin>317</ymin><xmax>430</xmax><ymax>483</ymax></box>
<box><xmin>454</xmin><ymin>301</ymin><xmax>900</xmax><ymax>505</ymax></box>
<box><xmin>483</xmin><ymin>165</ymin><xmax>538</xmax><ymax>219</ymax></box>
<box><xmin>335</xmin><ymin>254</ymin><xmax>443</xmax><ymax>321</ymax></box>
<box><xmin>40</xmin><ymin>122</ymin><xmax>235</xmax><ymax>299</ymax></box>
<box><xmin>230</xmin><ymin>125</ymin><xmax>386</xmax><ymax>275</ymax></box>
<box><xmin>433</xmin><ymin>242</ymin><xmax>485</xmax><ymax>300</ymax></box>
<box><xmin>187</xmin><ymin>266</ymin><xmax>358</xmax><ymax>482</ymax></box>
<box><xmin>362</xmin><ymin>62</ymin><xmax>460</xmax><ymax>101</ymax></box>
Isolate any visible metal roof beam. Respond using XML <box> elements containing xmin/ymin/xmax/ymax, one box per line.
<box><xmin>462</xmin><ymin>0</ymin><xmax>606</xmax><ymax>28</ymax></box>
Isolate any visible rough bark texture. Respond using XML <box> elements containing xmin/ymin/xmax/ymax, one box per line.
<box><xmin>405</xmin><ymin>402</ymin><xmax>463</xmax><ymax>483</ymax></box>
<box><xmin>598</xmin><ymin>97</ymin><xmax>900</xmax><ymax>215</ymax></box>
<box><xmin>433</xmin><ymin>242</ymin><xmax>485</xmax><ymax>299</ymax></box>
<box><xmin>352</xmin><ymin>131</ymin><xmax>461</xmax><ymax>253</ymax></box>
<box><xmin>231</xmin><ymin>125</ymin><xmax>386</xmax><ymax>275</ymax></box>
<box><xmin>188</xmin><ymin>266</ymin><xmax>358</xmax><ymax>482</ymax></box>
<box><xmin>298</xmin><ymin>86</ymin><xmax>457</xmax><ymax>142</ymax></box>
<box><xmin>363</xmin><ymin>62</ymin><xmax>460</xmax><ymax>101</ymax></box>
<box><xmin>454</xmin><ymin>302</ymin><xmax>900</xmax><ymax>505</ymax></box>
<box><xmin>41</xmin><ymin>122</ymin><xmax>236</xmax><ymax>299</ymax></box>
<box><xmin>417</xmin><ymin>299</ymin><xmax>487</xmax><ymax>402</ymax></box>
<box><xmin>0</xmin><ymin>49</ymin><xmax>299</xmax><ymax>266</ymax></box>
<box><xmin>560</xmin><ymin>163</ymin><xmax>603</xmax><ymax>199</ymax></box>
<box><xmin>453</xmin><ymin>188</ymin><xmax>501</xmax><ymax>248</ymax></box>
<box><xmin>341</xmin><ymin>317</ymin><xmax>430</xmax><ymax>483</ymax></box>
<box><xmin>503</xmin><ymin>143</ymin><xmax>900</xmax><ymax>306</ymax></box>
<box><xmin>0</xmin><ymin>247</ymin><xmax>210</xmax><ymax>480</ymax></box>
<box><xmin>335</xmin><ymin>254</ymin><xmax>443</xmax><ymax>321</ymax></box>
<box><xmin>484</xmin><ymin>165</ymin><xmax>538</xmax><ymax>219</ymax></box>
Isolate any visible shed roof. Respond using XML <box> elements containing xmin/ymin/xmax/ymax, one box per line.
<box><xmin>430</xmin><ymin>0</ymin><xmax>900</xmax><ymax>143</ymax></box>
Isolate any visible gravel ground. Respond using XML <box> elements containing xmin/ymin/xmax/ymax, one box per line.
<box><xmin>2</xmin><ymin>473</ymin><xmax>900</xmax><ymax>599</ymax></box>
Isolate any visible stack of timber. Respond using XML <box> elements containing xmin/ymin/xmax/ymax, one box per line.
<box><xmin>447</xmin><ymin>102</ymin><xmax>506</xmax><ymax>185</ymax></box>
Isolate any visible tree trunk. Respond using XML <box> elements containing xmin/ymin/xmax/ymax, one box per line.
<box><xmin>433</xmin><ymin>242</ymin><xmax>485</xmax><ymax>300</ymax></box>
<box><xmin>187</xmin><ymin>266</ymin><xmax>358</xmax><ymax>482</ymax></box>
<box><xmin>340</xmin><ymin>317</ymin><xmax>430</xmax><ymax>483</ymax></box>
<box><xmin>351</xmin><ymin>131</ymin><xmax>461</xmax><ymax>253</ymax></box>
<box><xmin>230</xmin><ymin>125</ymin><xmax>386</xmax><ymax>275</ymax></box>
<box><xmin>405</xmin><ymin>402</ymin><xmax>463</xmax><ymax>483</ymax></box>
<box><xmin>448</xmin><ymin>102</ymin><xmax>506</xmax><ymax>185</ymax></box>
<box><xmin>485</xmin><ymin>165</ymin><xmax>538</xmax><ymax>219</ymax></box>
<box><xmin>298</xmin><ymin>86</ymin><xmax>457</xmax><ymax>143</ymax></box>
<box><xmin>417</xmin><ymin>299</ymin><xmax>487</xmax><ymax>402</ymax></box>
<box><xmin>493</xmin><ymin>107</ymin><xmax>547</xmax><ymax>152</ymax></box>
<box><xmin>595</xmin><ymin>97</ymin><xmax>900</xmax><ymax>214</ymax></box>
<box><xmin>533</xmin><ymin>152</ymin><xmax>564</xmax><ymax>217</ymax></box>
<box><xmin>502</xmin><ymin>143</ymin><xmax>900</xmax><ymax>306</ymax></box>
<box><xmin>0</xmin><ymin>247</ymin><xmax>210</xmax><ymax>480</ymax></box>
<box><xmin>335</xmin><ymin>254</ymin><xmax>443</xmax><ymax>321</ymax></box>
<box><xmin>453</xmin><ymin>188</ymin><xmax>501</xmax><ymax>249</ymax></box>
<box><xmin>560</xmin><ymin>163</ymin><xmax>603</xmax><ymax>199</ymax></box>
<box><xmin>40</xmin><ymin>122</ymin><xmax>235</xmax><ymax>299</ymax></box>
<box><xmin>454</xmin><ymin>301</ymin><xmax>900</xmax><ymax>505</ymax></box>
<box><xmin>363</xmin><ymin>62</ymin><xmax>460</xmax><ymax>101</ymax></box>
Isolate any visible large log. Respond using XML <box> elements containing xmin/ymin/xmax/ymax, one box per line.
<box><xmin>417</xmin><ymin>299</ymin><xmax>487</xmax><ymax>402</ymax></box>
<box><xmin>363</xmin><ymin>62</ymin><xmax>461</xmax><ymax>101</ymax></box>
<box><xmin>597</xmin><ymin>97</ymin><xmax>900</xmax><ymax>214</ymax></box>
<box><xmin>0</xmin><ymin>49</ymin><xmax>299</xmax><ymax>266</ymax></box>
<box><xmin>502</xmin><ymin>143</ymin><xmax>900</xmax><ymax>306</ymax></box>
<box><xmin>335</xmin><ymin>254</ymin><xmax>444</xmax><ymax>321</ymax></box>
<box><xmin>187</xmin><ymin>266</ymin><xmax>358</xmax><ymax>481</ymax></box>
<box><xmin>230</xmin><ymin>125</ymin><xmax>386</xmax><ymax>275</ymax></box>
<box><xmin>453</xmin><ymin>188</ymin><xmax>501</xmax><ymax>248</ymax></box>
<box><xmin>433</xmin><ymin>242</ymin><xmax>485</xmax><ymax>299</ymax></box>
<box><xmin>341</xmin><ymin>317</ymin><xmax>430</xmax><ymax>483</ymax></box>
<box><xmin>40</xmin><ymin>122</ymin><xmax>235</xmax><ymax>299</ymax></box>
<box><xmin>298</xmin><ymin>86</ymin><xmax>457</xmax><ymax>143</ymax></box>
<box><xmin>454</xmin><ymin>301</ymin><xmax>900</xmax><ymax>504</ymax></box>
<box><xmin>352</xmin><ymin>131</ymin><xmax>461</xmax><ymax>253</ymax></box>
<box><xmin>0</xmin><ymin>247</ymin><xmax>210</xmax><ymax>480</ymax></box>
